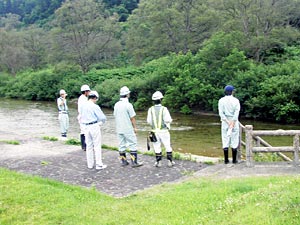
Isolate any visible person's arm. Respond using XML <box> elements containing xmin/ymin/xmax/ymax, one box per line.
<box><xmin>230</xmin><ymin>100</ymin><xmax>241</xmax><ymax>128</ymax></box>
<box><xmin>146</xmin><ymin>108</ymin><xmax>152</xmax><ymax>125</ymax></box>
<box><xmin>218</xmin><ymin>99</ymin><xmax>229</xmax><ymax>124</ymax></box>
<box><xmin>130</xmin><ymin>116</ymin><xmax>137</xmax><ymax>133</ymax></box>
<box><xmin>95</xmin><ymin>106</ymin><xmax>107</xmax><ymax>124</ymax></box>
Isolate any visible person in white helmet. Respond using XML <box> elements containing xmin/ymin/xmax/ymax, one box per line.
<box><xmin>113</xmin><ymin>86</ymin><xmax>143</xmax><ymax>167</ymax></box>
<box><xmin>79</xmin><ymin>91</ymin><xmax>107</xmax><ymax>170</ymax></box>
<box><xmin>218</xmin><ymin>85</ymin><xmax>240</xmax><ymax>164</ymax></box>
<box><xmin>77</xmin><ymin>84</ymin><xmax>91</xmax><ymax>151</ymax></box>
<box><xmin>147</xmin><ymin>91</ymin><xmax>175</xmax><ymax>167</ymax></box>
<box><xmin>57</xmin><ymin>89</ymin><xmax>69</xmax><ymax>139</ymax></box>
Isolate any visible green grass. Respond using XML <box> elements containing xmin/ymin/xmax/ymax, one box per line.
<box><xmin>42</xmin><ymin>136</ymin><xmax>58</xmax><ymax>141</ymax></box>
<box><xmin>0</xmin><ymin>168</ymin><xmax>299</xmax><ymax>225</ymax></box>
<box><xmin>0</xmin><ymin>140</ymin><xmax>20</xmax><ymax>145</ymax></box>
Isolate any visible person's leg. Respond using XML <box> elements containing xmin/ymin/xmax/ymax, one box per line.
<box><xmin>58</xmin><ymin>114</ymin><xmax>65</xmax><ymax>137</ymax></box>
<box><xmin>160</xmin><ymin>132</ymin><xmax>175</xmax><ymax>167</ymax></box>
<box><xmin>91</xmin><ymin>124</ymin><xmax>105</xmax><ymax>169</ymax></box>
<box><xmin>60</xmin><ymin>114</ymin><xmax>69</xmax><ymax>137</ymax></box>
<box><xmin>85</xmin><ymin>127</ymin><xmax>94</xmax><ymax>169</ymax></box>
<box><xmin>223</xmin><ymin>147</ymin><xmax>229</xmax><ymax>164</ymax></box>
<box><xmin>221</xmin><ymin>121</ymin><xmax>230</xmax><ymax>164</ymax></box>
<box><xmin>117</xmin><ymin>134</ymin><xmax>129</xmax><ymax>166</ymax></box>
<box><xmin>126</xmin><ymin>133</ymin><xmax>143</xmax><ymax>167</ymax></box>
<box><xmin>152</xmin><ymin>133</ymin><xmax>162</xmax><ymax>167</ymax></box>
<box><xmin>80</xmin><ymin>123</ymin><xmax>86</xmax><ymax>151</ymax></box>
<box><xmin>231</xmin><ymin>123</ymin><xmax>240</xmax><ymax>164</ymax></box>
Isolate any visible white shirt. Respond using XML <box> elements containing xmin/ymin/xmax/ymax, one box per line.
<box><xmin>113</xmin><ymin>98</ymin><xmax>136</xmax><ymax>134</ymax></box>
<box><xmin>79</xmin><ymin>100</ymin><xmax>106</xmax><ymax>124</ymax></box>
<box><xmin>218</xmin><ymin>95</ymin><xmax>240</xmax><ymax>122</ymax></box>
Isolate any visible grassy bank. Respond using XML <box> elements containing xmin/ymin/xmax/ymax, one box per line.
<box><xmin>0</xmin><ymin>168</ymin><xmax>299</xmax><ymax>224</ymax></box>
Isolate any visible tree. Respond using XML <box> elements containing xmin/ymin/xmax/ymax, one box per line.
<box><xmin>51</xmin><ymin>0</ymin><xmax>121</xmax><ymax>73</ymax></box>
<box><xmin>125</xmin><ymin>0</ymin><xmax>220</xmax><ymax>64</ymax></box>
<box><xmin>0</xmin><ymin>29</ymin><xmax>29</xmax><ymax>74</ymax></box>
<box><xmin>22</xmin><ymin>26</ymin><xmax>48</xmax><ymax>69</ymax></box>
<box><xmin>219</xmin><ymin>0</ymin><xmax>300</xmax><ymax>62</ymax></box>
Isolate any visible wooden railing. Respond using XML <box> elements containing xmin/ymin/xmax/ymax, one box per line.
<box><xmin>242</xmin><ymin>125</ymin><xmax>300</xmax><ymax>167</ymax></box>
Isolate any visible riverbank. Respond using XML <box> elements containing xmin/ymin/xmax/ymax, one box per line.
<box><xmin>1</xmin><ymin>130</ymin><xmax>299</xmax><ymax>198</ymax></box>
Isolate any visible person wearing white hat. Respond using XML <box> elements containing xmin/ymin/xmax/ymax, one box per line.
<box><xmin>57</xmin><ymin>89</ymin><xmax>69</xmax><ymax>139</ymax></box>
<box><xmin>218</xmin><ymin>85</ymin><xmax>240</xmax><ymax>164</ymax></box>
<box><xmin>147</xmin><ymin>91</ymin><xmax>174</xmax><ymax>167</ymax></box>
<box><xmin>113</xmin><ymin>86</ymin><xmax>143</xmax><ymax>167</ymax></box>
<box><xmin>79</xmin><ymin>90</ymin><xmax>107</xmax><ymax>170</ymax></box>
<box><xmin>77</xmin><ymin>84</ymin><xmax>91</xmax><ymax>151</ymax></box>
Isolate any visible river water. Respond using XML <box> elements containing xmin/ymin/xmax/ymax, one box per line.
<box><xmin>1</xmin><ymin>98</ymin><xmax>299</xmax><ymax>157</ymax></box>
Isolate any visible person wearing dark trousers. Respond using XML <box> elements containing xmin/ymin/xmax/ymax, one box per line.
<box><xmin>218</xmin><ymin>85</ymin><xmax>241</xmax><ymax>164</ymax></box>
<box><xmin>113</xmin><ymin>86</ymin><xmax>143</xmax><ymax>168</ymax></box>
<box><xmin>77</xmin><ymin>84</ymin><xmax>91</xmax><ymax>151</ymax></box>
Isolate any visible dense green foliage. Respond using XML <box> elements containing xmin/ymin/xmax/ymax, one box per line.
<box><xmin>0</xmin><ymin>0</ymin><xmax>138</xmax><ymax>24</ymax></box>
<box><xmin>1</xmin><ymin>0</ymin><xmax>300</xmax><ymax>123</ymax></box>
<box><xmin>0</xmin><ymin>0</ymin><xmax>64</xmax><ymax>25</ymax></box>
<box><xmin>2</xmin><ymin>36</ymin><xmax>300</xmax><ymax>123</ymax></box>
<box><xmin>1</xmin><ymin>168</ymin><xmax>300</xmax><ymax>224</ymax></box>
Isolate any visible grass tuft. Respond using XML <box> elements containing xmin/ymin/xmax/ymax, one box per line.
<box><xmin>0</xmin><ymin>140</ymin><xmax>20</xmax><ymax>145</ymax></box>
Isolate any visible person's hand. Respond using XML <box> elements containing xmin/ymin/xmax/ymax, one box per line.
<box><xmin>229</xmin><ymin>121</ymin><xmax>235</xmax><ymax>129</ymax></box>
<box><xmin>134</xmin><ymin>127</ymin><xmax>138</xmax><ymax>133</ymax></box>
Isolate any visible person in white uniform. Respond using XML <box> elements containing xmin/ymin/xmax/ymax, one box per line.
<box><xmin>147</xmin><ymin>91</ymin><xmax>175</xmax><ymax>167</ymax></box>
<box><xmin>79</xmin><ymin>91</ymin><xmax>107</xmax><ymax>170</ymax></box>
<box><xmin>57</xmin><ymin>89</ymin><xmax>69</xmax><ymax>139</ymax></box>
<box><xmin>113</xmin><ymin>86</ymin><xmax>143</xmax><ymax>167</ymax></box>
<box><xmin>77</xmin><ymin>84</ymin><xmax>91</xmax><ymax>151</ymax></box>
<box><xmin>218</xmin><ymin>85</ymin><xmax>240</xmax><ymax>164</ymax></box>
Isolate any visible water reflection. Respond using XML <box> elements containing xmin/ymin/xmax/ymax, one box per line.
<box><xmin>1</xmin><ymin>98</ymin><xmax>300</xmax><ymax>157</ymax></box>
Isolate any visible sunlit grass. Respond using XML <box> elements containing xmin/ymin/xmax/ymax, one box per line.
<box><xmin>42</xmin><ymin>136</ymin><xmax>58</xmax><ymax>141</ymax></box>
<box><xmin>0</xmin><ymin>140</ymin><xmax>20</xmax><ymax>145</ymax></box>
<box><xmin>0</xmin><ymin>168</ymin><xmax>299</xmax><ymax>224</ymax></box>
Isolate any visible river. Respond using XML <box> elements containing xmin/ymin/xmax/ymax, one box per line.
<box><xmin>1</xmin><ymin>98</ymin><xmax>299</xmax><ymax>157</ymax></box>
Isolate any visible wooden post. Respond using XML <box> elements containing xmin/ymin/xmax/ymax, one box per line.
<box><xmin>245</xmin><ymin>125</ymin><xmax>253</xmax><ymax>167</ymax></box>
<box><xmin>256</xmin><ymin>137</ymin><xmax>260</xmax><ymax>147</ymax></box>
<box><xmin>293</xmin><ymin>134</ymin><xmax>299</xmax><ymax>166</ymax></box>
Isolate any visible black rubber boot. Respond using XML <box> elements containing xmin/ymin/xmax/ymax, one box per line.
<box><xmin>232</xmin><ymin>148</ymin><xmax>238</xmax><ymax>164</ymax></box>
<box><xmin>223</xmin><ymin>148</ymin><xmax>229</xmax><ymax>164</ymax></box>
<box><xmin>80</xmin><ymin>134</ymin><xmax>86</xmax><ymax>151</ymax></box>
<box><xmin>119</xmin><ymin>152</ymin><xmax>129</xmax><ymax>166</ymax></box>
<box><xmin>167</xmin><ymin>152</ymin><xmax>175</xmax><ymax>167</ymax></box>
<box><xmin>130</xmin><ymin>152</ymin><xmax>143</xmax><ymax>168</ymax></box>
<box><xmin>154</xmin><ymin>153</ymin><xmax>162</xmax><ymax>167</ymax></box>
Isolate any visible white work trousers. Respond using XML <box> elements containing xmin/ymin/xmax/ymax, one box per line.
<box><xmin>117</xmin><ymin>133</ymin><xmax>137</xmax><ymax>153</ymax></box>
<box><xmin>84</xmin><ymin>123</ymin><xmax>103</xmax><ymax>168</ymax></box>
<box><xmin>221</xmin><ymin>121</ymin><xmax>240</xmax><ymax>149</ymax></box>
<box><xmin>152</xmin><ymin>131</ymin><xmax>172</xmax><ymax>154</ymax></box>
<box><xmin>58</xmin><ymin>113</ymin><xmax>69</xmax><ymax>135</ymax></box>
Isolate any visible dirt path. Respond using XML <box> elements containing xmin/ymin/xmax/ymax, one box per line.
<box><xmin>0</xmin><ymin>133</ymin><xmax>208</xmax><ymax>197</ymax></box>
<box><xmin>1</xmin><ymin>130</ymin><xmax>300</xmax><ymax>197</ymax></box>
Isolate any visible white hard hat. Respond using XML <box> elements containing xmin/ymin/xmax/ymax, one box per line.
<box><xmin>59</xmin><ymin>89</ymin><xmax>67</xmax><ymax>95</ymax></box>
<box><xmin>152</xmin><ymin>91</ymin><xmax>163</xmax><ymax>100</ymax></box>
<box><xmin>81</xmin><ymin>84</ymin><xmax>91</xmax><ymax>92</ymax></box>
<box><xmin>120</xmin><ymin>86</ymin><xmax>130</xmax><ymax>96</ymax></box>
<box><xmin>89</xmin><ymin>90</ymin><xmax>99</xmax><ymax>98</ymax></box>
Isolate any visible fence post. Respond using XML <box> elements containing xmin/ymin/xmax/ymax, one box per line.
<box><xmin>293</xmin><ymin>134</ymin><xmax>299</xmax><ymax>166</ymax></box>
<box><xmin>245</xmin><ymin>125</ymin><xmax>253</xmax><ymax>167</ymax></box>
